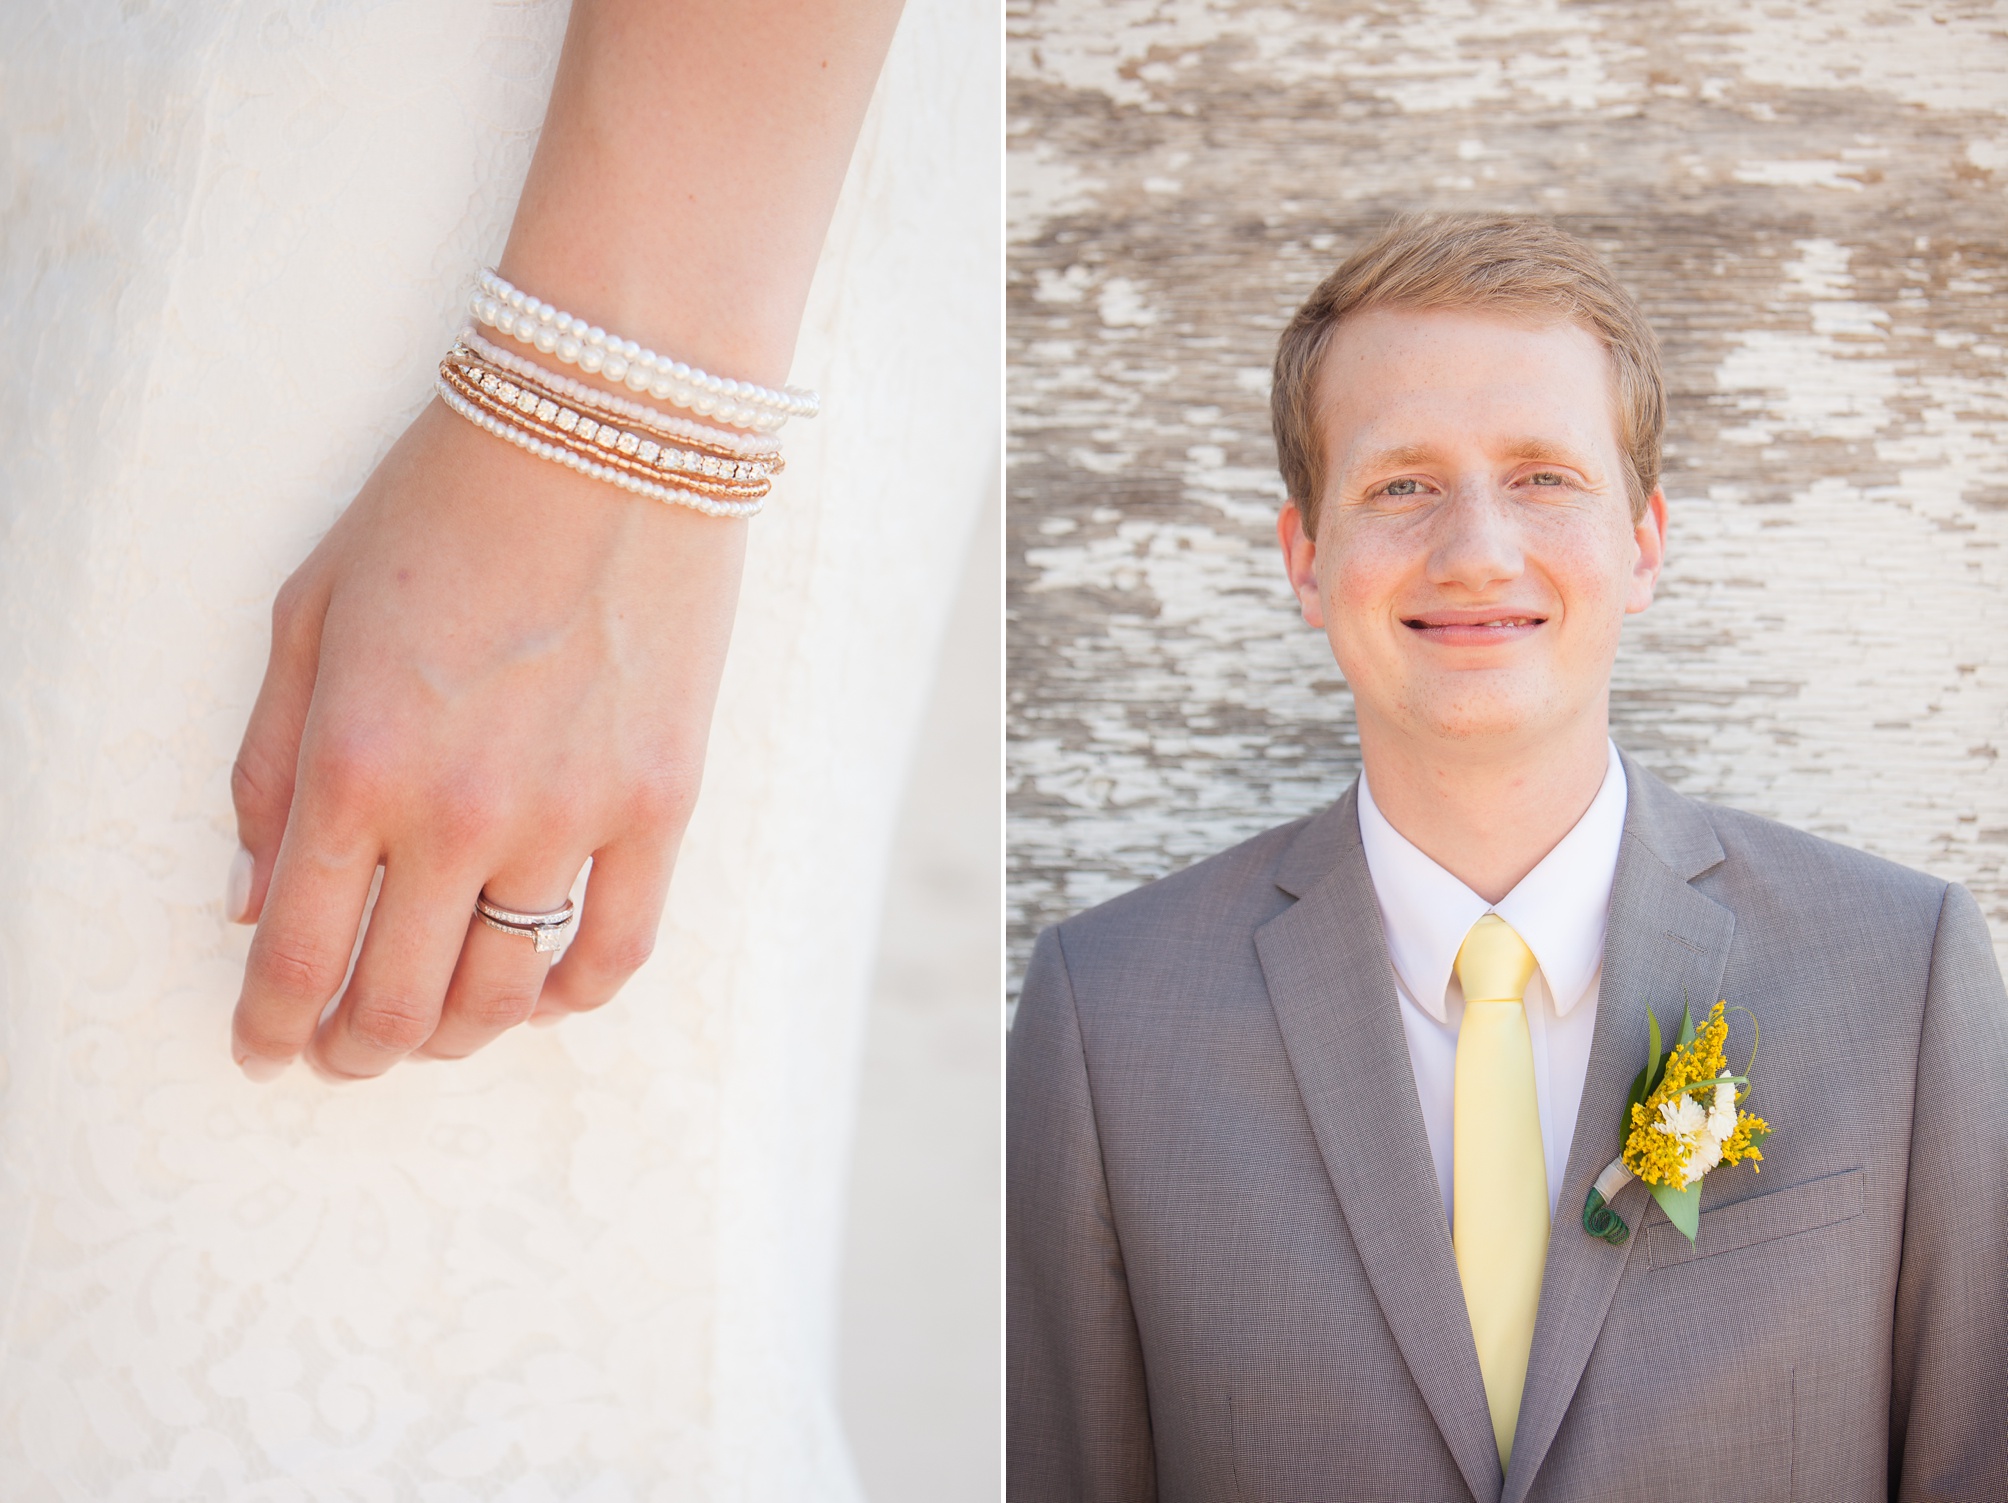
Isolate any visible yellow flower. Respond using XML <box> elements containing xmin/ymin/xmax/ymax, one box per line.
<box><xmin>1622</xmin><ymin>1002</ymin><xmax>1767</xmax><ymax>1188</ymax></box>
<box><xmin>1719</xmin><ymin>1107</ymin><xmax>1769</xmax><ymax>1171</ymax></box>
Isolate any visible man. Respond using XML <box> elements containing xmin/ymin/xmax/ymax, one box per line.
<box><xmin>1007</xmin><ymin>215</ymin><xmax>2007</xmax><ymax>1502</ymax></box>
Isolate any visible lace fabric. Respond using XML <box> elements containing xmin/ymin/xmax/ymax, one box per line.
<box><xmin>0</xmin><ymin>0</ymin><xmax>997</xmax><ymax>1495</ymax></box>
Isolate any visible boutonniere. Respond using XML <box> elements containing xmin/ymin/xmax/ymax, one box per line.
<box><xmin>1581</xmin><ymin>999</ymin><xmax>1772</xmax><ymax>1246</ymax></box>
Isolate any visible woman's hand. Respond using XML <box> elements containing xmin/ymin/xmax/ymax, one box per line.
<box><xmin>224</xmin><ymin>0</ymin><xmax>905</xmax><ymax>1080</ymax></box>
<box><xmin>227</xmin><ymin>397</ymin><xmax>744</xmax><ymax>1080</ymax></box>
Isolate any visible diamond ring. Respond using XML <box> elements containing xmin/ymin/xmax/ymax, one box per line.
<box><xmin>475</xmin><ymin>891</ymin><xmax>576</xmax><ymax>953</ymax></box>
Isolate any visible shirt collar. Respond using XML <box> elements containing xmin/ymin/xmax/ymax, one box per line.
<box><xmin>1355</xmin><ymin>740</ymin><xmax>1629</xmax><ymax>1024</ymax></box>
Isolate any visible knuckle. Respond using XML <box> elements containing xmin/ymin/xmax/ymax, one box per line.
<box><xmin>460</xmin><ymin>981</ymin><xmax>541</xmax><ymax>1033</ymax></box>
<box><xmin>548</xmin><ymin>982</ymin><xmax>613</xmax><ymax>1017</ymax></box>
<box><xmin>344</xmin><ymin>993</ymin><xmax>436</xmax><ymax>1056</ymax></box>
<box><xmin>627</xmin><ymin>763</ymin><xmax>701</xmax><ymax>830</ymax></box>
<box><xmin>310</xmin><ymin>731</ymin><xmax>396</xmax><ymax>813</ymax></box>
<box><xmin>269</xmin><ymin>580</ymin><xmax>301</xmax><ymax>635</ymax></box>
<box><xmin>230</xmin><ymin>753</ymin><xmax>288</xmax><ymax>822</ymax></box>
<box><xmin>270</xmin><ymin>573</ymin><xmax>317</xmax><ymax>638</ymax></box>
<box><xmin>252</xmin><ymin>933</ymin><xmax>346</xmax><ymax>1005</ymax></box>
<box><xmin>595</xmin><ymin>928</ymin><xmax>658</xmax><ymax>980</ymax></box>
<box><xmin>428</xmin><ymin>774</ymin><xmax>511</xmax><ymax>853</ymax></box>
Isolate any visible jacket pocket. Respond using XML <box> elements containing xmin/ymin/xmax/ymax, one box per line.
<box><xmin>1647</xmin><ymin>1166</ymin><xmax>1864</xmax><ymax>1270</ymax></box>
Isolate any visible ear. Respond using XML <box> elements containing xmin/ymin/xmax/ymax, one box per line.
<box><xmin>1276</xmin><ymin>501</ymin><xmax>1325</xmax><ymax>628</ymax></box>
<box><xmin>1624</xmin><ymin>486</ymin><xmax>1667</xmax><ymax>614</ymax></box>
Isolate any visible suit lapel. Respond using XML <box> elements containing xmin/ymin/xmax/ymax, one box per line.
<box><xmin>1502</xmin><ymin>754</ymin><xmax>1734</xmax><ymax>1503</ymax></box>
<box><xmin>1256</xmin><ymin>788</ymin><xmax>1504</xmax><ymax>1503</ymax></box>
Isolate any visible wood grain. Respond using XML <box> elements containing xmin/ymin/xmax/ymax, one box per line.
<box><xmin>1008</xmin><ymin>0</ymin><xmax>2008</xmax><ymax>994</ymax></box>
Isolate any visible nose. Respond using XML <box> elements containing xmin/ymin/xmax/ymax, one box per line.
<box><xmin>1427</xmin><ymin>482</ymin><xmax>1523</xmax><ymax>593</ymax></box>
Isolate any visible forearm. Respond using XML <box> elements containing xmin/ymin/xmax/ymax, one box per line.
<box><xmin>500</xmin><ymin>0</ymin><xmax>907</xmax><ymax>392</ymax></box>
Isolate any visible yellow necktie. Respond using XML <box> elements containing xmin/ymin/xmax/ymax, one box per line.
<box><xmin>1452</xmin><ymin>913</ymin><xmax>1548</xmax><ymax>1470</ymax></box>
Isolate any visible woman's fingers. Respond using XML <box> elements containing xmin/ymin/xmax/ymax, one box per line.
<box><xmin>305</xmin><ymin>859</ymin><xmax>474</xmax><ymax>1081</ymax></box>
<box><xmin>228</xmin><ymin>573</ymin><xmax>328</xmax><ymax>925</ymax></box>
<box><xmin>418</xmin><ymin>865</ymin><xmax>585</xmax><ymax>1059</ymax></box>
<box><xmin>536</xmin><ymin>838</ymin><xmax>673</xmax><ymax>1021</ymax></box>
<box><xmin>224</xmin><ymin>402</ymin><xmax>739</xmax><ymax>1078</ymax></box>
<box><xmin>231</xmin><ymin>810</ymin><xmax>378</xmax><ymax>1079</ymax></box>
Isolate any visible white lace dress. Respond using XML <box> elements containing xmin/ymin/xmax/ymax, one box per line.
<box><xmin>0</xmin><ymin>1</ymin><xmax>996</xmax><ymax>1496</ymax></box>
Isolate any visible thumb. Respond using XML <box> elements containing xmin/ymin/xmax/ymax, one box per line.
<box><xmin>228</xmin><ymin>573</ymin><xmax>327</xmax><ymax>924</ymax></box>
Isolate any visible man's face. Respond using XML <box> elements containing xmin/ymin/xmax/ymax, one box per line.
<box><xmin>1279</xmin><ymin>306</ymin><xmax>1666</xmax><ymax>753</ymax></box>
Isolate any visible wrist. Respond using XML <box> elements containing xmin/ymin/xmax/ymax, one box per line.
<box><xmin>494</xmin><ymin>227</ymin><xmax>804</xmax><ymax>399</ymax></box>
<box><xmin>468</xmin><ymin>267</ymin><xmax>812</xmax><ymax>437</ymax></box>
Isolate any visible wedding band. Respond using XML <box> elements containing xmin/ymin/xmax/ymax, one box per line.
<box><xmin>475</xmin><ymin>892</ymin><xmax>576</xmax><ymax>953</ymax></box>
<box><xmin>476</xmin><ymin>894</ymin><xmax>576</xmax><ymax>927</ymax></box>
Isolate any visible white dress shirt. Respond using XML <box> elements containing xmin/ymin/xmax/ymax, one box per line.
<box><xmin>1356</xmin><ymin>740</ymin><xmax>1629</xmax><ymax>1233</ymax></box>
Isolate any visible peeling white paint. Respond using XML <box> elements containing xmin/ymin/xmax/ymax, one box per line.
<box><xmin>1675</xmin><ymin>0</ymin><xmax>2008</xmax><ymax>114</ymax></box>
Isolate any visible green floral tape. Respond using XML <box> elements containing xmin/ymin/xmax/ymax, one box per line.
<box><xmin>1581</xmin><ymin>1187</ymin><xmax>1630</xmax><ymax>1245</ymax></box>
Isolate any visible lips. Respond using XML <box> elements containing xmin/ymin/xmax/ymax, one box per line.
<box><xmin>1401</xmin><ymin>611</ymin><xmax>1547</xmax><ymax>645</ymax></box>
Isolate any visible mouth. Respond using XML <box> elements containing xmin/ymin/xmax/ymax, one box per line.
<box><xmin>1401</xmin><ymin>611</ymin><xmax>1547</xmax><ymax>646</ymax></box>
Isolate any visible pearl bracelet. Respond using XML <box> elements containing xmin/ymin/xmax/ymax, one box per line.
<box><xmin>470</xmin><ymin>268</ymin><xmax>819</xmax><ymax>431</ymax></box>
<box><xmin>457</xmin><ymin>326</ymin><xmax>783</xmax><ymax>461</ymax></box>
<box><xmin>439</xmin><ymin>348</ymin><xmax>775</xmax><ymax>506</ymax></box>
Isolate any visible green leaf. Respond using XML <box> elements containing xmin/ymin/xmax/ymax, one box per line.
<box><xmin>1677</xmin><ymin>996</ymin><xmax>1697</xmax><ymax>1048</ymax></box>
<box><xmin>1621</xmin><ymin>1064</ymin><xmax>1650</xmax><ymax>1141</ymax></box>
<box><xmin>1669</xmin><ymin>1074</ymin><xmax>1747</xmax><ymax>1096</ymax></box>
<box><xmin>1652</xmin><ymin>1178</ymin><xmax>1702</xmax><ymax>1243</ymax></box>
<box><xmin>1728</xmin><ymin>1004</ymin><xmax>1761</xmax><ymax>1082</ymax></box>
<box><xmin>1646</xmin><ymin>1007</ymin><xmax>1663</xmax><ymax>1084</ymax></box>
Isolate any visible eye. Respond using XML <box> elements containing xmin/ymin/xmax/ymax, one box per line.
<box><xmin>1526</xmin><ymin>470</ymin><xmax>1567</xmax><ymax>487</ymax></box>
<box><xmin>1380</xmin><ymin>477</ymin><xmax>1426</xmax><ymax>497</ymax></box>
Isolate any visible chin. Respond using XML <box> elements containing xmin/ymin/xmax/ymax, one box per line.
<box><xmin>1402</xmin><ymin>685</ymin><xmax>1554</xmax><ymax>745</ymax></box>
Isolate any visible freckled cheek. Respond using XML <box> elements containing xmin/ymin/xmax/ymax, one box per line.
<box><xmin>1531</xmin><ymin>527</ymin><xmax>1633</xmax><ymax>619</ymax></box>
<box><xmin>1319</xmin><ymin>539</ymin><xmax>1406</xmax><ymax>632</ymax></box>
<box><xmin>1317</xmin><ymin>550</ymin><xmax>1412</xmax><ymax>684</ymax></box>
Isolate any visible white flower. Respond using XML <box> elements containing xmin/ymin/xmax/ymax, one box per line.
<box><xmin>1657</xmin><ymin>1095</ymin><xmax>1707</xmax><ymax>1139</ymax></box>
<box><xmin>1684</xmin><ymin>1132</ymin><xmax>1724</xmax><ymax>1185</ymax></box>
<box><xmin>1707</xmin><ymin>1076</ymin><xmax>1738</xmax><ymax>1142</ymax></box>
<box><xmin>1653</xmin><ymin>1091</ymin><xmax>1732</xmax><ymax>1187</ymax></box>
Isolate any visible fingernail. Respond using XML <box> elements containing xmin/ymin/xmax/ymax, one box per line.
<box><xmin>237</xmin><ymin>1053</ymin><xmax>287</xmax><ymax>1083</ymax></box>
<box><xmin>224</xmin><ymin>845</ymin><xmax>255</xmax><ymax>924</ymax></box>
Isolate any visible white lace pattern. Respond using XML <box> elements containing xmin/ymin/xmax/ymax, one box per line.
<box><xmin>0</xmin><ymin>0</ymin><xmax>997</xmax><ymax>1495</ymax></box>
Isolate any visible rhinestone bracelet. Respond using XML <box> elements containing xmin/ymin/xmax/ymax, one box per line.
<box><xmin>457</xmin><ymin>326</ymin><xmax>783</xmax><ymax>462</ymax></box>
<box><xmin>443</xmin><ymin>342</ymin><xmax>781</xmax><ymax>483</ymax></box>
<box><xmin>436</xmin><ymin>380</ymin><xmax>764</xmax><ymax>519</ymax></box>
<box><xmin>439</xmin><ymin>351</ymin><xmax>772</xmax><ymax>504</ymax></box>
<box><xmin>439</xmin><ymin>373</ymin><xmax>771</xmax><ymax>505</ymax></box>
<box><xmin>471</xmin><ymin>268</ymin><xmax>818</xmax><ymax>431</ymax></box>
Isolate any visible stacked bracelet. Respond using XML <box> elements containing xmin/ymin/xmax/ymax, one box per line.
<box><xmin>437</xmin><ymin>342</ymin><xmax>773</xmax><ymax>517</ymax></box>
<box><xmin>439</xmin><ymin>266</ymin><xmax>814</xmax><ymax>518</ymax></box>
<box><xmin>436</xmin><ymin>379</ymin><xmax>764</xmax><ymax>519</ymax></box>
<box><xmin>470</xmin><ymin>267</ymin><xmax>818</xmax><ymax>432</ymax></box>
<box><xmin>444</xmin><ymin>340</ymin><xmax>782</xmax><ymax>482</ymax></box>
<box><xmin>457</xmin><ymin>326</ymin><xmax>783</xmax><ymax>462</ymax></box>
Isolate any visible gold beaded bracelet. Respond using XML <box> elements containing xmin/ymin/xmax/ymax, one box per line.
<box><xmin>443</xmin><ymin>343</ymin><xmax>780</xmax><ymax>486</ymax></box>
<box><xmin>439</xmin><ymin>349</ymin><xmax>774</xmax><ymax>502</ymax></box>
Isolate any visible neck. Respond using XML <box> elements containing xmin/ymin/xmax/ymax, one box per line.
<box><xmin>1357</xmin><ymin>707</ymin><xmax>1612</xmax><ymax>904</ymax></box>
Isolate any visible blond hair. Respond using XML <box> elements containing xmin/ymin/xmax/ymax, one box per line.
<box><xmin>1271</xmin><ymin>214</ymin><xmax>1664</xmax><ymax>530</ymax></box>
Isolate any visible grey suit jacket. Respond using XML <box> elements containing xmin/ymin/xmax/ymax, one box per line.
<box><xmin>1008</xmin><ymin>751</ymin><xmax>2008</xmax><ymax>1502</ymax></box>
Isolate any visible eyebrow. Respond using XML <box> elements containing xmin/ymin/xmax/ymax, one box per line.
<box><xmin>1346</xmin><ymin>437</ymin><xmax>1599</xmax><ymax>476</ymax></box>
<box><xmin>1497</xmin><ymin>437</ymin><xmax>1594</xmax><ymax>469</ymax></box>
<box><xmin>1347</xmin><ymin>442</ymin><xmax>1443</xmax><ymax>475</ymax></box>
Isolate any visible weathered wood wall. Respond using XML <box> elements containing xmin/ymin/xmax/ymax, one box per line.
<box><xmin>1007</xmin><ymin>0</ymin><xmax>2008</xmax><ymax>995</ymax></box>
